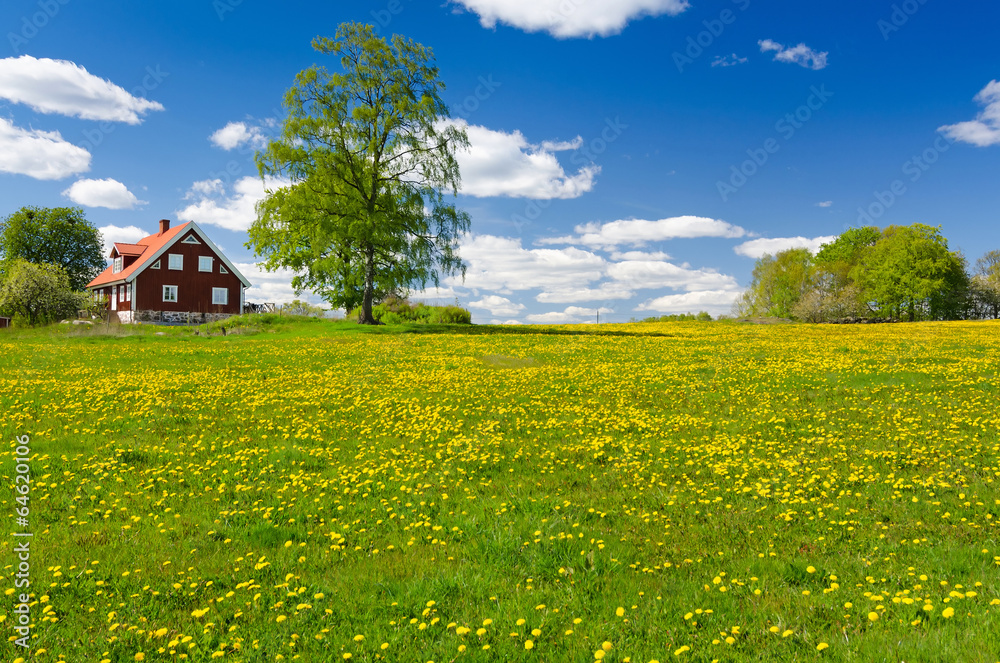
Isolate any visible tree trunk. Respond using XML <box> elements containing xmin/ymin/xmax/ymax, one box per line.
<box><xmin>357</xmin><ymin>243</ymin><xmax>380</xmax><ymax>325</ymax></box>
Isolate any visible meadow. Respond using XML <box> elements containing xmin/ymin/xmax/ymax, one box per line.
<box><xmin>1</xmin><ymin>318</ymin><xmax>999</xmax><ymax>662</ymax></box>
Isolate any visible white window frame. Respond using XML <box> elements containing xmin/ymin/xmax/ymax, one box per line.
<box><xmin>125</xmin><ymin>284</ymin><xmax>131</xmax><ymax>302</ymax></box>
<box><xmin>113</xmin><ymin>257</ymin><xmax>123</xmax><ymax>273</ymax></box>
<box><xmin>168</xmin><ymin>254</ymin><xmax>183</xmax><ymax>270</ymax></box>
<box><xmin>219</xmin><ymin>264</ymin><xmax>229</xmax><ymax>274</ymax></box>
<box><xmin>181</xmin><ymin>234</ymin><xmax>201</xmax><ymax>244</ymax></box>
<box><xmin>212</xmin><ymin>287</ymin><xmax>228</xmax><ymax>306</ymax></box>
<box><xmin>198</xmin><ymin>256</ymin><xmax>214</xmax><ymax>272</ymax></box>
<box><xmin>150</xmin><ymin>260</ymin><xmax>160</xmax><ymax>270</ymax></box>
<box><xmin>163</xmin><ymin>285</ymin><xmax>178</xmax><ymax>303</ymax></box>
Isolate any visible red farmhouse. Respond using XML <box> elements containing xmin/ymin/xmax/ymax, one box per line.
<box><xmin>87</xmin><ymin>219</ymin><xmax>251</xmax><ymax>324</ymax></box>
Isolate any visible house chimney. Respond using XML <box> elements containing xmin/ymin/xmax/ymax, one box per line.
<box><xmin>158</xmin><ymin>219</ymin><xmax>170</xmax><ymax>235</ymax></box>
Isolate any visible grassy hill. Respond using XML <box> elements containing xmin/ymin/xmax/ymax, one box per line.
<box><xmin>1</xmin><ymin>319</ymin><xmax>999</xmax><ymax>661</ymax></box>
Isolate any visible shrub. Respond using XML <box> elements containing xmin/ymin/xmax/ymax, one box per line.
<box><xmin>348</xmin><ymin>297</ymin><xmax>472</xmax><ymax>325</ymax></box>
<box><xmin>0</xmin><ymin>259</ymin><xmax>88</xmax><ymax>326</ymax></box>
<box><xmin>280</xmin><ymin>299</ymin><xmax>326</xmax><ymax>317</ymax></box>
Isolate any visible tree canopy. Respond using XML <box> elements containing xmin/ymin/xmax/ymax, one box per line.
<box><xmin>734</xmin><ymin>248</ymin><xmax>813</xmax><ymax>319</ymax></box>
<box><xmin>0</xmin><ymin>206</ymin><xmax>105</xmax><ymax>291</ymax></box>
<box><xmin>972</xmin><ymin>249</ymin><xmax>1000</xmax><ymax>319</ymax></box>
<box><xmin>0</xmin><ymin>259</ymin><xmax>87</xmax><ymax>325</ymax></box>
<box><xmin>855</xmin><ymin>224</ymin><xmax>966</xmax><ymax>321</ymax></box>
<box><xmin>736</xmin><ymin>224</ymin><xmax>983</xmax><ymax>322</ymax></box>
<box><xmin>248</xmin><ymin>23</ymin><xmax>470</xmax><ymax>324</ymax></box>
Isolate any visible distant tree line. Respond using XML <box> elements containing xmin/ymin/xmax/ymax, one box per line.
<box><xmin>735</xmin><ymin>223</ymin><xmax>1000</xmax><ymax>322</ymax></box>
<box><xmin>634</xmin><ymin>312</ymin><xmax>714</xmax><ymax>322</ymax></box>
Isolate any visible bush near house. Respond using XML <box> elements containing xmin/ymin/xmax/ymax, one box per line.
<box><xmin>0</xmin><ymin>259</ymin><xmax>89</xmax><ymax>326</ymax></box>
<box><xmin>349</xmin><ymin>296</ymin><xmax>472</xmax><ymax>324</ymax></box>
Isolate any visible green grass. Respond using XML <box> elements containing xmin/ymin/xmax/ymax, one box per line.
<box><xmin>0</xmin><ymin>318</ymin><xmax>998</xmax><ymax>662</ymax></box>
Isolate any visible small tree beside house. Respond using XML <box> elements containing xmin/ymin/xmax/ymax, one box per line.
<box><xmin>86</xmin><ymin>219</ymin><xmax>251</xmax><ymax>324</ymax></box>
<box><xmin>0</xmin><ymin>259</ymin><xmax>87</xmax><ymax>326</ymax></box>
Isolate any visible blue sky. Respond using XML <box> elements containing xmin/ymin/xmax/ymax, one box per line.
<box><xmin>1</xmin><ymin>0</ymin><xmax>998</xmax><ymax>322</ymax></box>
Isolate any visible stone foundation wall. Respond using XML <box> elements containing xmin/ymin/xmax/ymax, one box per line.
<box><xmin>116</xmin><ymin>310</ymin><xmax>134</xmax><ymax>324</ymax></box>
<box><xmin>133</xmin><ymin>310</ymin><xmax>234</xmax><ymax>325</ymax></box>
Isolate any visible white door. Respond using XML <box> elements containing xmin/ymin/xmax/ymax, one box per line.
<box><xmin>111</xmin><ymin>286</ymin><xmax>117</xmax><ymax>310</ymax></box>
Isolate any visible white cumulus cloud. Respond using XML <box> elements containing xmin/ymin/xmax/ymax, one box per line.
<box><xmin>469</xmin><ymin>294</ymin><xmax>525</xmax><ymax>317</ymax></box>
<box><xmin>526</xmin><ymin>305</ymin><xmax>613</xmax><ymax>324</ymax></box>
<box><xmin>758</xmin><ymin>39</ymin><xmax>828</xmax><ymax>70</ymax></box>
<box><xmin>607</xmin><ymin>259</ymin><xmax>739</xmax><ymax>292</ymax></box>
<box><xmin>176</xmin><ymin>176</ymin><xmax>288</xmax><ymax>232</ymax></box>
<box><xmin>453</xmin><ymin>121</ymin><xmax>598</xmax><ymax>199</ymax></box>
<box><xmin>97</xmin><ymin>224</ymin><xmax>146</xmax><ymax>255</ymax></box>
<box><xmin>0</xmin><ymin>117</ymin><xmax>91</xmax><ymax>180</ymax></box>
<box><xmin>939</xmin><ymin>80</ymin><xmax>1000</xmax><ymax>147</ymax></box>
<box><xmin>409</xmin><ymin>286</ymin><xmax>462</xmax><ymax>304</ymax></box>
<box><xmin>0</xmin><ymin>55</ymin><xmax>164</xmax><ymax>124</ymax></box>
<box><xmin>540</xmin><ymin>216</ymin><xmax>746</xmax><ymax>249</ymax></box>
<box><xmin>63</xmin><ymin>178</ymin><xmax>145</xmax><ymax>209</ymax></box>
<box><xmin>210</xmin><ymin>121</ymin><xmax>267</xmax><ymax>150</ymax></box>
<box><xmin>536</xmin><ymin>282</ymin><xmax>634</xmax><ymax>304</ymax></box>
<box><xmin>733</xmin><ymin>235</ymin><xmax>837</xmax><ymax>259</ymax></box>
<box><xmin>635</xmin><ymin>290</ymin><xmax>741</xmax><ymax>316</ymax></box>
<box><xmin>447</xmin><ymin>234</ymin><xmax>606</xmax><ymax>293</ymax></box>
<box><xmin>452</xmin><ymin>0</ymin><xmax>689</xmax><ymax>38</ymax></box>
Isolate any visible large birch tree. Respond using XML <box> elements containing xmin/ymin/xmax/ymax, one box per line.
<box><xmin>248</xmin><ymin>23</ymin><xmax>469</xmax><ymax>323</ymax></box>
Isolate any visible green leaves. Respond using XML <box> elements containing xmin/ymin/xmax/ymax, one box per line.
<box><xmin>0</xmin><ymin>259</ymin><xmax>87</xmax><ymax>325</ymax></box>
<box><xmin>0</xmin><ymin>206</ymin><xmax>105</xmax><ymax>291</ymax></box>
<box><xmin>249</xmin><ymin>22</ymin><xmax>469</xmax><ymax>322</ymax></box>
<box><xmin>739</xmin><ymin>224</ymin><xmax>974</xmax><ymax>322</ymax></box>
<box><xmin>857</xmin><ymin>224</ymin><xmax>967</xmax><ymax>321</ymax></box>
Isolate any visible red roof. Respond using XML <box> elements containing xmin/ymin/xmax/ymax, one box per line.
<box><xmin>112</xmin><ymin>242</ymin><xmax>146</xmax><ymax>257</ymax></box>
<box><xmin>88</xmin><ymin>222</ymin><xmax>191</xmax><ymax>288</ymax></box>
